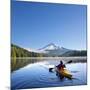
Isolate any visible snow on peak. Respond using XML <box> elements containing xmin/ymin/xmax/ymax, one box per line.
<box><xmin>38</xmin><ymin>43</ymin><xmax>59</xmax><ymax>51</ymax></box>
<box><xmin>24</xmin><ymin>43</ymin><xmax>70</xmax><ymax>55</ymax></box>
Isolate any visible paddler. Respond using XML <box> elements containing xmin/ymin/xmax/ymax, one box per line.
<box><xmin>56</xmin><ymin>60</ymin><xmax>66</xmax><ymax>70</ymax></box>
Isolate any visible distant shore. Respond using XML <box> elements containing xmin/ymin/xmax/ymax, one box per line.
<box><xmin>11</xmin><ymin>56</ymin><xmax>87</xmax><ymax>63</ymax></box>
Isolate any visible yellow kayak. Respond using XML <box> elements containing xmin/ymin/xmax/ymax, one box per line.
<box><xmin>56</xmin><ymin>68</ymin><xmax>72</xmax><ymax>79</ymax></box>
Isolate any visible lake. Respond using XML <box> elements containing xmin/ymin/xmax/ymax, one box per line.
<box><xmin>11</xmin><ymin>57</ymin><xmax>87</xmax><ymax>89</ymax></box>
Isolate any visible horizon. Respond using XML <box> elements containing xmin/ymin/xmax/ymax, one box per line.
<box><xmin>11</xmin><ymin>1</ymin><xmax>87</xmax><ymax>50</ymax></box>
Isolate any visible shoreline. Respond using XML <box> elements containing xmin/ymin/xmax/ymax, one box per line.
<box><xmin>11</xmin><ymin>56</ymin><xmax>87</xmax><ymax>60</ymax></box>
<box><xmin>11</xmin><ymin>56</ymin><xmax>87</xmax><ymax>63</ymax></box>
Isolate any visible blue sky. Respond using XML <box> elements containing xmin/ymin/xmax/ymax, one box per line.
<box><xmin>11</xmin><ymin>1</ymin><xmax>87</xmax><ymax>50</ymax></box>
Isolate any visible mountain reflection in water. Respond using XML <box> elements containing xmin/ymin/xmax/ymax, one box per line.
<box><xmin>11</xmin><ymin>57</ymin><xmax>87</xmax><ymax>89</ymax></box>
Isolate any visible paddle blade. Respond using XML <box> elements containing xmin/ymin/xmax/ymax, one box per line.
<box><xmin>49</xmin><ymin>68</ymin><xmax>54</xmax><ymax>72</ymax></box>
<box><xmin>67</xmin><ymin>60</ymin><xmax>72</xmax><ymax>64</ymax></box>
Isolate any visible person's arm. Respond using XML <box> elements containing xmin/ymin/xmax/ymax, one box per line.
<box><xmin>56</xmin><ymin>64</ymin><xmax>60</xmax><ymax>68</ymax></box>
<box><xmin>63</xmin><ymin>64</ymin><xmax>66</xmax><ymax>68</ymax></box>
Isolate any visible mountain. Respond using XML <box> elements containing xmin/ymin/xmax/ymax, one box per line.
<box><xmin>36</xmin><ymin>43</ymin><xmax>87</xmax><ymax>56</ymax></box>
<box><xmin>38</xmin><ymin>43</ymin><xmax>59</xmax><ymax>51</ymax></box>
<box><xmin>25</xmin><ymin>43</ymin><xmax>58</xmax><ymax>53</ymax></box>
<box><xmin>25</xmin><ymin>43</ymin><xmax>70</xmax><ymax>56</ymax></box>
<box><xmin>61</xmin><ymin>50</ymin><xmax>87</xmax><ymax>56</ymax></box>
<box><xmin>11</xmin><ymin>43</ymin><xmax>87</xmax><ymax>57</ymax></box>
<box><xmin>38</xmin><ymin>43</ymin><xmax>71</xmax><ymax>56</ymax></box>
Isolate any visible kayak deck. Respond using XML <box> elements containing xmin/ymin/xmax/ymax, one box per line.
<box><xmin>56</xmin><ymin>68</ymin><xmax>72</xmax><ymax>79</ymax></box>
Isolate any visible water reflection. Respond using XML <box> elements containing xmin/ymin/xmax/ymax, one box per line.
<box><xmin>11</xmin><ymin>61</ymin><xmax>87</xmax><ymax>89</ymax></box>
<box><xmin>11</xmin><ymin>57</ymin><xmax>87</xmax><ymax>72</ymax></box>
<box><xmin>11</xmin><ymin>58</ymin><xmax>42</xmax><ymax>72</ymax></box>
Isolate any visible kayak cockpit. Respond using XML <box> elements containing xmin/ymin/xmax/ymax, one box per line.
<box><xmin>55</xmin><ymin>67</ymin><xmax>72</xmax><ymax>80</ymax></box>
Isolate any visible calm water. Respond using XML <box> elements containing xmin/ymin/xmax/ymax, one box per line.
<box><xmin>11</xmin><ymin>59</ymin><xmax>87</xmax><ymax>89</ymax></box>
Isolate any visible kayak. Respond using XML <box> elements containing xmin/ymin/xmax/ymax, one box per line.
<box><xmin>55</xmin><ymin>67</ymin><xmax>72</xmax><ymax>79</ymax></box>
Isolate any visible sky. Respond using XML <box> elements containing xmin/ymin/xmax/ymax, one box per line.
<box><xmin>11</xmin><ymin>1</ymin><xmax>87</xmax><ymax>50</ymax></box>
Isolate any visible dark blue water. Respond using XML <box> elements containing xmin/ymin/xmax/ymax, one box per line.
<box><xmin>11</xmin><ymin>60</ymin><xmax>87</xmax><ymax>89</ymax></box>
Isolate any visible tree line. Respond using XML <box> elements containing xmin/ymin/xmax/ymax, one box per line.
<box><xmin>60</xmin><ymin>50</ymin><xmax>87</xmax><ymax>57</ymax></box>
<box><xmin>11</xmin><ymin>44</ymin><xmax>44</xmax><ymax>58</ymax></box>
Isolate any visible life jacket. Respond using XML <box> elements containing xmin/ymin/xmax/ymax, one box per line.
<box><xmin>57</xmin><ymin>64</ymin><xmax>65</xmax><ymax>70</ymax></box>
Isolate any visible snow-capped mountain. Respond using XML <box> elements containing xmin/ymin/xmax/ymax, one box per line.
<box><xmin>27</xmin><ymin>43</ymin><xmax>71</xmax><ymax>56</ymax></box>
<box><xmin>38</xmin><ymin>43</ymin><xmax>59</xmax><ymax>51</ymax></box>
<box><xmin>25</xmin><ymin>43</ymin><xmax>71</xmax><ymax>56</ymax></box>
<box><xmin>39</xmin><ymin>43</ymin><xmax>70</xmax><ymax>55</ymax></box>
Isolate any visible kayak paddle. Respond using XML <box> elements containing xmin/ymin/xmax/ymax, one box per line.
<box><xmin>66</xmin><ymin>60</ymin><xmax>72</xmax><ymax>64</ymax></box>
<box><xmin>49</xmin><ymin>60</ymin><xmax>72</xmax><ymax>72</ymax></box>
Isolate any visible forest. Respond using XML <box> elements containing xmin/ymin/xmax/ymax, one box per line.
<box><xmin>11</xmin><ymin>44</ymin><xmax>44</xmax><ymax>58</ymax></box>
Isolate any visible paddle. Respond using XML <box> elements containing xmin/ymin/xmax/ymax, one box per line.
<box><xmin>49</xmin><ymin>60</ymin><xmax>72</xmax><ymax>72</ymax></box>
<box><xmin>66</xmin><ymin>60</ymin><xmax>72</xmax><ymax>64</ymax></box>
